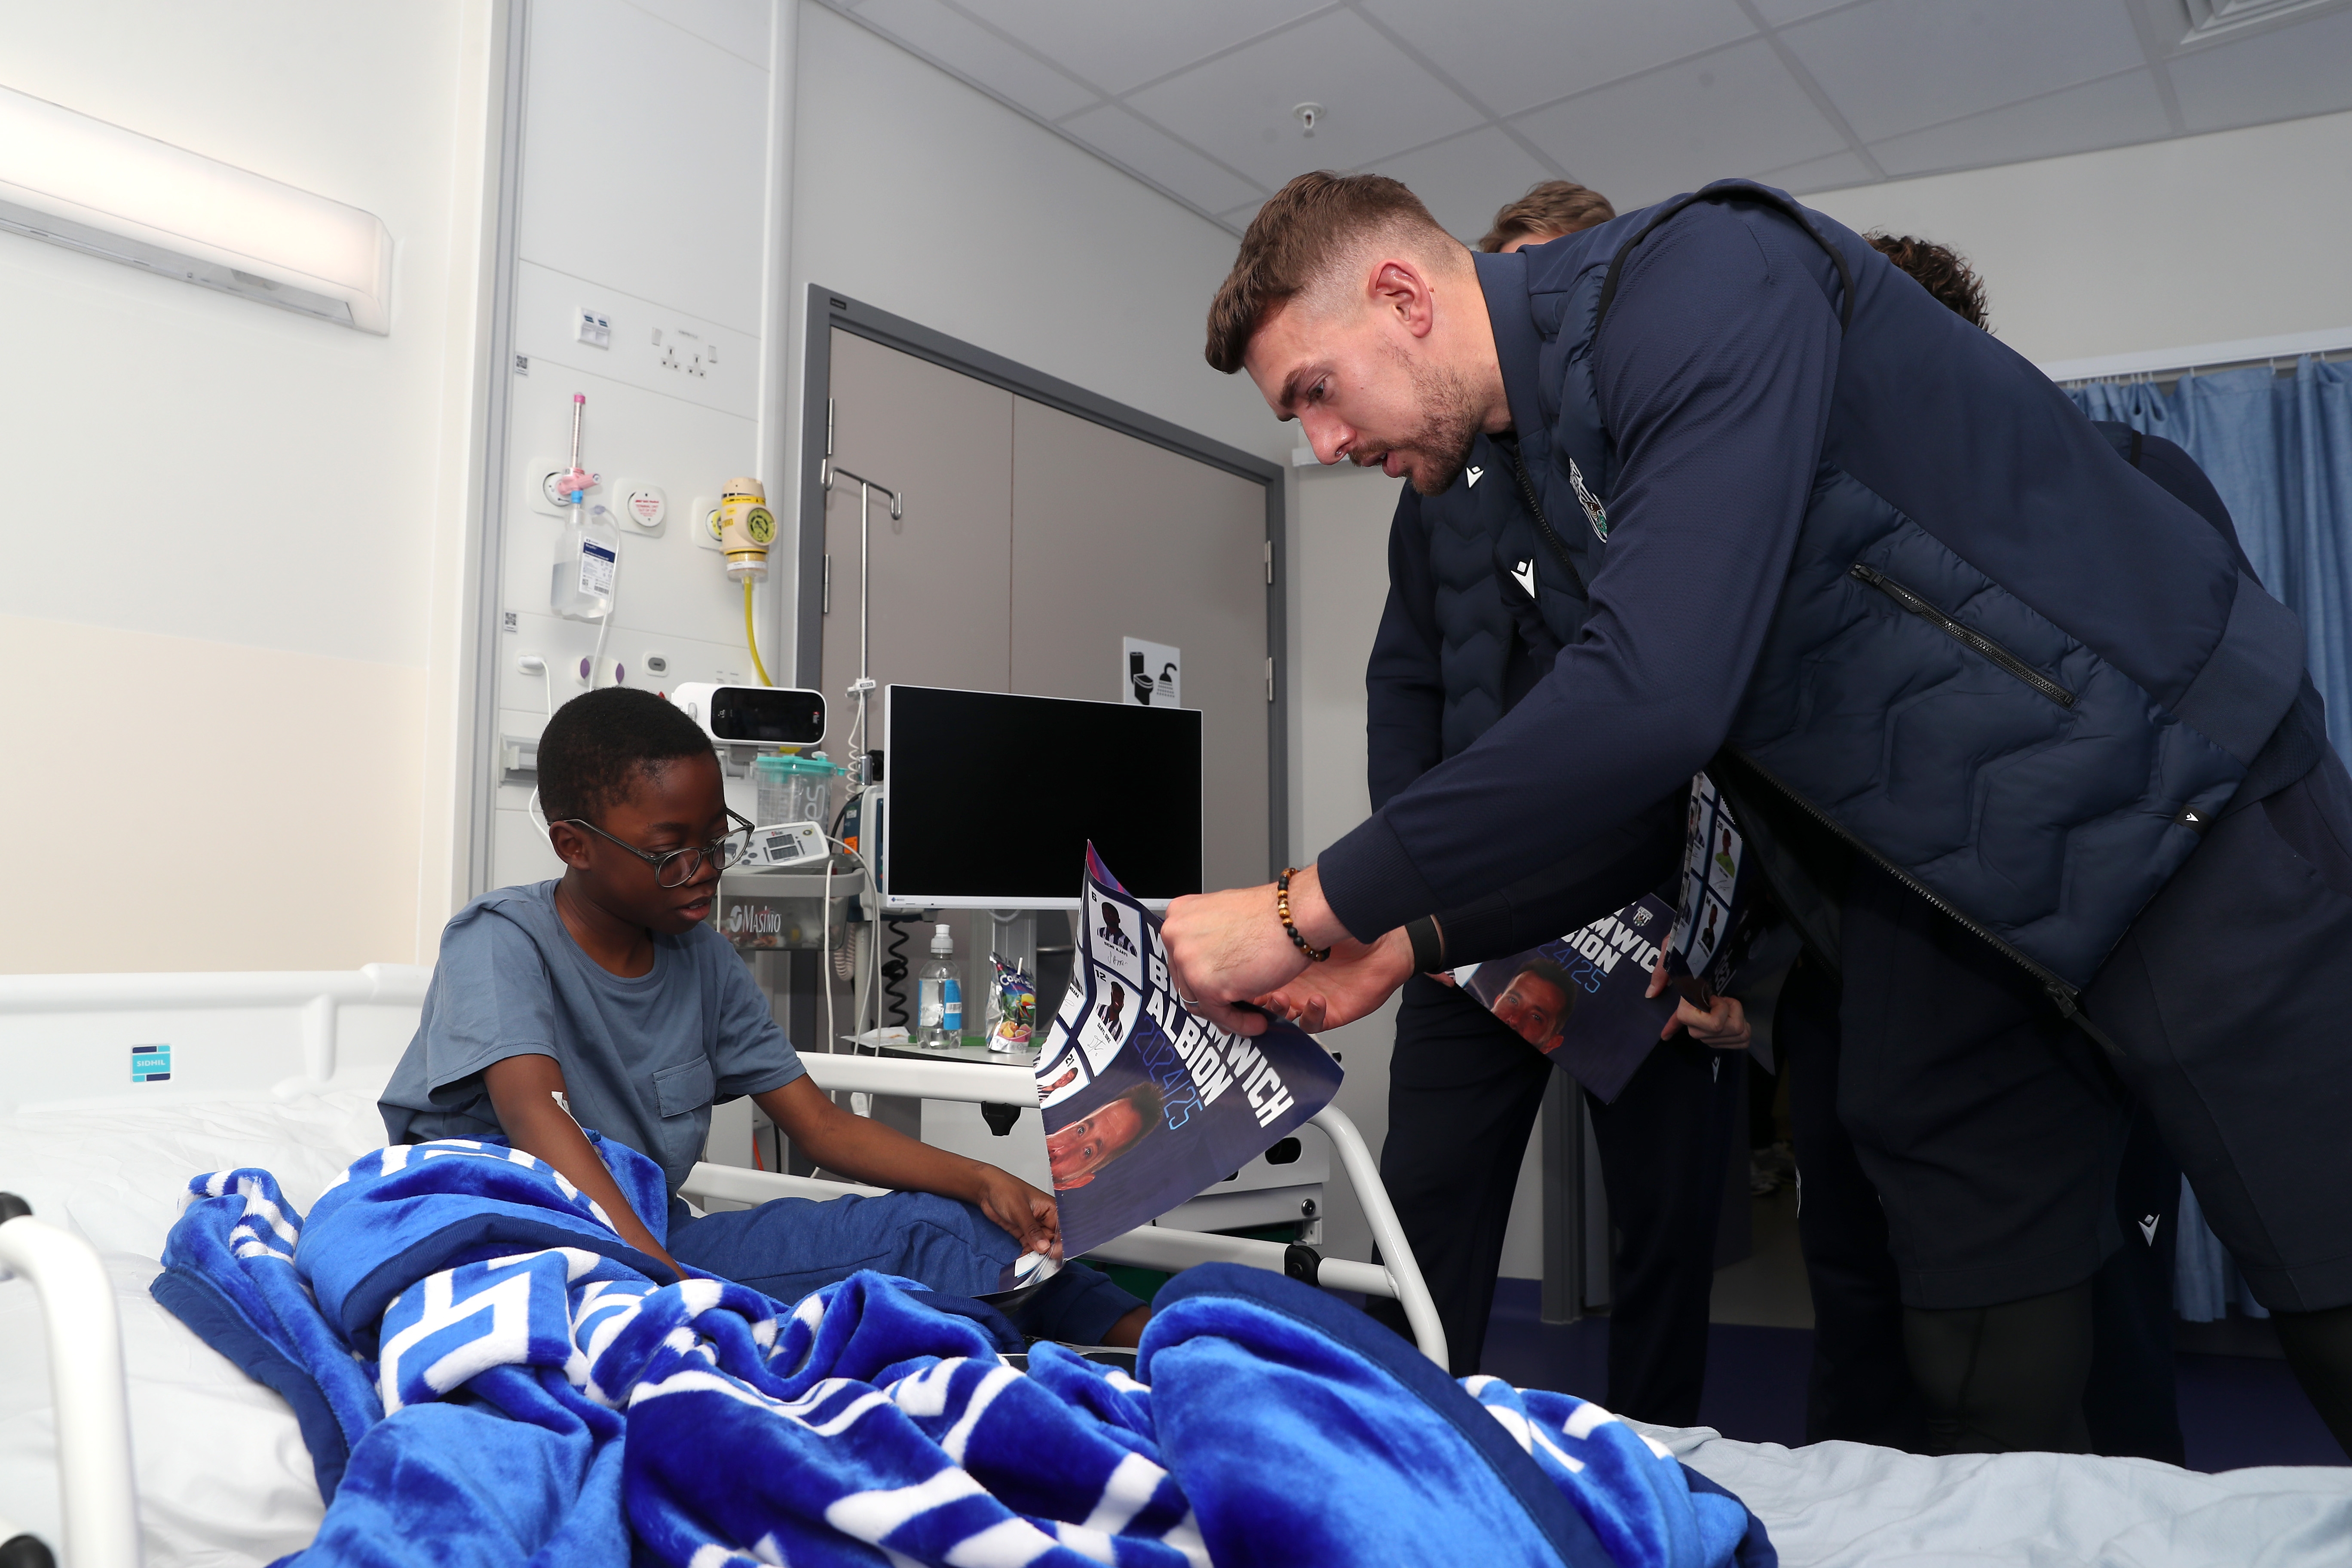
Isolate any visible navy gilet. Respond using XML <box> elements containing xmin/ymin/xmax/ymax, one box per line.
<box><xmin>1489</xmin><ymin>181</ymin><xmax>2306</xmax><ymax>999</ymax></box>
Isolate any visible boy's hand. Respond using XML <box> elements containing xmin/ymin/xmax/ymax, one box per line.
<box><xmin>971</xmin><ymin>1165</ymin><xmax>1062</xmax><ymax>1260</ymax></box>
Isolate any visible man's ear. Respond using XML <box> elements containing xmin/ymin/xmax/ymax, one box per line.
<box><xmin>1369</xmin><ymin>258</ymin><xmax>1437</xmax><ymax>340</ymax></box>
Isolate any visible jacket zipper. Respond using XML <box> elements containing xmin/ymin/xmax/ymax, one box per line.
<box><xmin>1719</xmin><ymin>746</ymin><xmax>2092</xmax><ymax>1024</ymax></box>
<box><xmin>1504</xmin><ymin>448</ymin><xmax>1588</xmax><ymax>598</ymax></box>
<box><xmin>1849</xmin><ymin>563</ymin><xmax>2076</xmax><ymax>708</ymax></box>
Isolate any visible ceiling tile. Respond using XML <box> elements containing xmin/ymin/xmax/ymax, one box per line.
<box><xmin>1510</xmin><ymin>37</ymin><xmax>1847</xmax><ymax>208</ymax></box>
<box><xmin>952</xmin><ymin>0</ymin><xmax>1331</xmax><ymax>96</ymax></box>
<box><xmin>1779</xmin><ymin>0</ymin><xmax>2145</xmax><ymax>143</ymax></box>
<box><xmin>1217</xmin><ymin>199</ymin><xmax>1266</xmax><ymax>233</ymax></box>
<box><xmin>1124</xmin><ymin>10</ymin><xmax>1488</xmax><ymax>188</ymax></box>
<box><xmin>1749</xmin><ymin>0</ymin><xmax>1855</xmax><ymax>23</ymax></box>
<box><xmin>1366</xmin><ymin>126</ymin><xmax>1563</xmax><ymax>244</ymax></box>
<box><xmin>1753</xmin><ymin>148</ymin><xmax>1877</xmax><ymax>194</ymax></box>
<box><xmin>2169</xmin><ymin>4</ymin><xmax>2352</xmax><ymax>133</ymax></box>
<box><xmin>1870</xmin><ymin>69</ymin><xmax>2170</xmax><ymax>176</ymax></box>
<box><xmin>1355</xmin><ymin>0</ymin><xmax>1756</xmax><ymax>118</ymax></box>
<box><xmin>1059</xmin><ymin>103</ymin><xmax>1267</xmax><ymax>214</ymax></box>
<box><xmin>850</xmin><ymin>0</ymin><xmax>1099</xmax><ymax>120</ymax></box>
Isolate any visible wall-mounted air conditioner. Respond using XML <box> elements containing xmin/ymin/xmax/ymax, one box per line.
<box><xmin>0</xmin><ymin>83</ymin><xmax>393</xmax><ymax>334</ymax></box>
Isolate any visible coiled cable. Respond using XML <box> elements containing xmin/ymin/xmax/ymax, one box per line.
<box><xmin>879</xmin><ymin>917</ymin><xmax>915</xmax><ymax>1028</ymax></box>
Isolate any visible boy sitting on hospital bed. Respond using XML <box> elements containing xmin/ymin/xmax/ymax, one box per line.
<box><xmin>378</xmin><ymin>687</ymin><xmax>1149</xmax><ymax>1347</ymax></box>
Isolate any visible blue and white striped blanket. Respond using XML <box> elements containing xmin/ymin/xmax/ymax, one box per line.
<box><xmin>153</xmin><ymin>1135</ymin><xmax>1773</xmax><ymax>1567</ymax></box>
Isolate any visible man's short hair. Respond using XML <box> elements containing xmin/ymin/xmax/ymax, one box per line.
<box><xmin>1868</xmin><ymin>233</ymin><xmax>1989</xmax><ymax>330</ymax></box>
<box><xmin>1120</xmin><ymin>1078</ymin><xmax>1165</xmax><ymax>1131</ymax></box>
<box><xmin>1205</xmin><ymin>171</ymin><xmax>1454</xmax><ymax>374</ymax></box>
<box><xmin>1512</xmin><ymin>957</ymin><xmax>1576</xmax><ymax>1004</ymax></box>
<box><xmin>538</xmin><ymin>687</ymin><xmax>714</xmax><ymax>824</ymax></box>
<box><xmin>1478</xmin><ymin>181</ymin><xmax>1616</xmax><ymax>253</ymax></box>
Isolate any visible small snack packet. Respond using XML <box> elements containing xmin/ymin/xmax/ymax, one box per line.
<box><xmin>987</xmin><ymin>954</ymin><xmax>1037</xmax><ymax>1053</ymax></box>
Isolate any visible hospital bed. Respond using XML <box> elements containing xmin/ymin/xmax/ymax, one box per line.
<box><xmin>4</xmin><ymin>968</ymin><xmax>2350</xmax><ymax>1568</ymax></box>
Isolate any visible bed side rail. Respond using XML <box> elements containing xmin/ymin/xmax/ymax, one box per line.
<box><xmin>683</xmin><ymin>1053</ymin><xmax>1447</xmax><ymax>1367</ymax></box>
<box><xmin>0</xmin><ymin>1194</ymin><xmax>138</xmax><ymax>1568</ymax></box>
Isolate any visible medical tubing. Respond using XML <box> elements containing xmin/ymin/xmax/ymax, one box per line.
<box><xmin>586</xmin><ymin>536</ymin><xmax>618</xmax><ymax>689</ymax></box>
<box><xmin>744</xmin><ymin>579</ymin><xmax>772</xmax><ymax>686</ymax></box>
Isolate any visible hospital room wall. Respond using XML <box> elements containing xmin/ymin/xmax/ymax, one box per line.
<box><xmin>1804</xmin><ymin>107</ymin><xmax>2352</xmax><ymax>363</ymax></box>
<box><xmin>0</xmin><ymin>1</ymin><xmax>501</xmax><ymax>974</ymax></box>
<box><xmin>489</xmin><ymin>0</ymin><xmax>1289</xmax><ymax>890</ymax></box>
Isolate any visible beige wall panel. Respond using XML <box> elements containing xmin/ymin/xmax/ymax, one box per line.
<box><xmin>1008</xmin><ymin>398</ymin><xmax>1269</xmax><ymax>892</ymax></box>
<box><xmin>822</xmin><ymin>331</ymin><xmax>1014</xmax><ymax>730</ymax></box>
<box><xmin>0</xmin><ymin>613</ymin><xmax>426</xmax><ymax>974</ymax></box>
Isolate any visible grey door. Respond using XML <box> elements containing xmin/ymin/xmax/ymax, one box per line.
<box><xmin>1007</xmin><ymin>397</ymin><xmax>1270</xmax><ymax>891</ymax></box>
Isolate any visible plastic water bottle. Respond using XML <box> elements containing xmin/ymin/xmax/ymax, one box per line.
<box><xmin>917</xmin><ymin>923</ymin><xmax>962</xmax><ymax>1049</ymax></box>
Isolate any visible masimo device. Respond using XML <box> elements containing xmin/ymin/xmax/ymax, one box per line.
<box><xmin>668</xmin><ymin>683</ymin><xmax>825</xmax><ymax>747</ymax></box>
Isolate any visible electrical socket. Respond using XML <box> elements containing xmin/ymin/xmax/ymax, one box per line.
<box><xmin>691</xmin><ymin>494</ymin><xmax>727</xmax><ymax>552</ymax></box>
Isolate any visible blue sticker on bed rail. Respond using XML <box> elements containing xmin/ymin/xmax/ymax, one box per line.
<box><xmin>132</xmin><ymin>1044</ymin><xmax>171</xmax><ymax>1083</ymax></box>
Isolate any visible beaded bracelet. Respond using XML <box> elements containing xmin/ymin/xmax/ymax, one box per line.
<box><xmin>1276</xmin><ymin>867</ymin><xmax>1330</xmax><ymax>962</ymax></box>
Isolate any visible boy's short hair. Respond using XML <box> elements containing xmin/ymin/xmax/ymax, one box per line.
<box><xmin>538</xmin><ymin>688</ymin><xmax>714</xmax><ymax>824</ymax></box>
<box><xmin>1867</xmin><ymin>232</ymin><xmax>1990</xmax><ymax>330</ymax></box>
<box><xmin>1477</xmin><ymin>181</ymin><xmax>1616</xmax><ymax>253</ymax></box>
<box><xmin>1205</xmin><ymin>171</ymin><xmax>1455</xmax><ymax>374</ymax></box>
<box><xmin>1513</xmin><ymin>957</ymin><xmax>1577</xmax><ymax>1004</ymax></box>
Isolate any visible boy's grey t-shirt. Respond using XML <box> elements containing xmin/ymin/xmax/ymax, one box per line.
<box><xmin>380</xmin><ymin>880</ymin><xmax>804</xmax><ymax>1197</ymax></box>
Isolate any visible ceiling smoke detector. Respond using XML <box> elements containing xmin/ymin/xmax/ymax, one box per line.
<box><xmin>1293</xmin><ymin>102</ymin><xmax>1323</xmax><ymax>136</ymax></box>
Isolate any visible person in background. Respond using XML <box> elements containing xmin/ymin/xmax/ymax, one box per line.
<box><xmin>1359</xmin><ymin>180</ymin><xmax>1754</xmax><ymax>1427</ymax></box>
<box><xmin>1771</xmin><ymin>231</ymin><xmax>2277</xmax><ymax>1463</ymax></box>
<box><xmin>380</xmin><ymin>688</ymin><xmax>1152</xmax><ymax>1348</ymax></box>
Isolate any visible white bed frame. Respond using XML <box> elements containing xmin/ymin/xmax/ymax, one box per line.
<box><xmin>0</xmin><ymin>965</ymin><xmax>1441</xmax><ymax>1568</ymax></box>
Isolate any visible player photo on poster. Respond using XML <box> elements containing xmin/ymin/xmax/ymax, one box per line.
<box><xmin>1457</xmin><ymin>894</ymin><xmax>1679</xmax><ymax>1103</ymax></box>
<box><xmin>1032</xmin><ymin>846</ymin><xmax>1344</xmax><ymax>1257</ymax></box>
<box><xmin>1453</xmin><ymin>774</ymin><xmax>1760</xmax><ymax>1102</ymax></box>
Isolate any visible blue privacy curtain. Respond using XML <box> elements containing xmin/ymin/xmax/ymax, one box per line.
<box><xmin>2070</xmin><ymin>358</ymin><xmax>2352</xmax><ymax>763</ymax></box>
<box><xmin>2070</xmin><ymin>357</ymin><xmax>2352</xmax><ymax>1321</ymax></box>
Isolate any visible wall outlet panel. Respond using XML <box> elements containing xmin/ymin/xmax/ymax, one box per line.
<box><xmin>513</xmin><ymin>261</ymin><xmax>756</xmax><ymax>420</ymax></box>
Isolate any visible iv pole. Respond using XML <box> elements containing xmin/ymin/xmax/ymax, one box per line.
<box><xmin>818</xmin><ymin>456</ymin><xmax>901</xmax><ymax>784</ymax></box>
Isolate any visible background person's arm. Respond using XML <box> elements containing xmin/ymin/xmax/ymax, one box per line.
<box><xmin>753</xmin><ymin>1077</ymin><xmax>1059</xmax><ymax>1258</ymax></box>
<box><xmin>483</xmin><ymin>1052</ymin><xmax>682</xmax><ymax>1279</ymax></box>
<box><xmin>1365</xmin><ymin>487</ymin><xmax>1448</xmax><ymax>813</ymax></box>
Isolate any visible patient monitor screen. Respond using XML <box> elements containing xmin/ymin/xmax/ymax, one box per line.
<box><xmin>883</xmin><ymin>685</ymin><xmax>1203</xmax><ymax>907</ymax></box>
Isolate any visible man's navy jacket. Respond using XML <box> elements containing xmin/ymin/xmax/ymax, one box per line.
<box><xmin>1325</xmin><ymin>181</ymin><xmax>2312</xmax><ymax>999</ymax></box>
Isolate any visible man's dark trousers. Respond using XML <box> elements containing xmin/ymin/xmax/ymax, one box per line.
<box><xmin>1369</xmin><ymin>975</ymin><xmax>1742</xmax><ymax>1427</ymax></box>
<box><xmin>1366</xmin><ymin>976</ymin><xmax>1553</xmax><ymax>1377</ymax></box>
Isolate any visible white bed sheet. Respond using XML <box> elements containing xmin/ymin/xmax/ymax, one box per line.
<box><xmin>0</xmin><ymin>1086</ymin><xmax>386</xmax><ymax>1567</ymax></box>
<box><xmin>1651</xmin><ymin>1422</ymin><xmax>2352</xmax><ymax>1568</ymax></box>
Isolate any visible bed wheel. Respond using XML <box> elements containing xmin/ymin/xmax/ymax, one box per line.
<box><xmin>1283</xmin><ymin>1243</ymin><xmax>1323</xmax><ymax>1288</ymax></box>
<box><xmin>0</xmin><ymin>1532</ymin><xmax>56</xmax><ymax>1568</ymax></box>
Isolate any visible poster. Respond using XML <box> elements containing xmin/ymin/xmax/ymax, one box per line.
<box><xmin>1032</xmin><ymin>845</ymin><xmax>1342</xmax><ymax>1258</ymax></box>
<box><xmin>1455</xmin><ymin>775</ymin><xmax>1757</xmax><ymax>1103</ymax></box>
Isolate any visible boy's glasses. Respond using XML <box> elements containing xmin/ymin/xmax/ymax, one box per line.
<box><xmin>556</xmin><ymin>811</ymin><xmax>756</xmax><ymax>887</ymax></box>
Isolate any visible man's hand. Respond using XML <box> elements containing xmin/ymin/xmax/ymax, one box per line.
<box><xmin>1645</xmin><ymin>948</ymin><xmax>1752</xmax><ymax>1049</ymax></box>
<box><xmin>969</xmin><ymin>1165</ymin><xmax>1062</xmax><ymax>1260</ymax></box>
<box><xmin>1253</xmin><ymin>928</ymin><xmax>1415</xmax><ymax>1032</ymax></box>
<box><xmin>1162</xmin><ymin>878</ymin><xmax>1325</xmax><ymax>1035</ymax></box>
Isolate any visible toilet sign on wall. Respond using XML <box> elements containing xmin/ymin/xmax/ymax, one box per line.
<box><xmin>1121</xmin><ymin>637</ymin><xmax>1181</xmax><ymax>707</ymax></box>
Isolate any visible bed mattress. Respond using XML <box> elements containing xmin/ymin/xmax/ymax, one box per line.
<box><xmin>6</xmin><ymin>1088</ymin><xmax>2351</xmax><ymax>1568</ymax></box>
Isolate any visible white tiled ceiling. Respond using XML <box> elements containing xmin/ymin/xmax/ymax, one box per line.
<box><xmin>822</xmin><ymin>0</ymin><xmax>2352</xmax><ymax>239</ymax></box>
